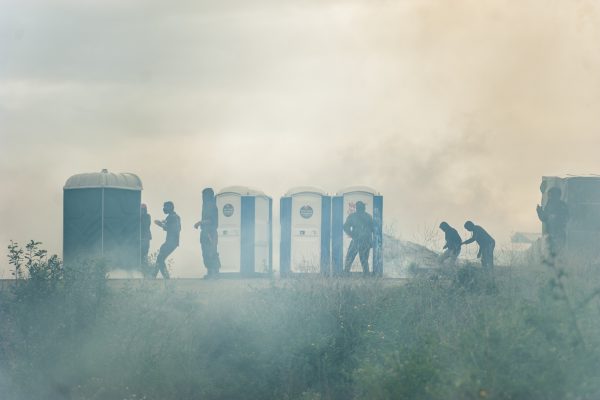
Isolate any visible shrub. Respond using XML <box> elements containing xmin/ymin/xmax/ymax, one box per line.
<box><xmin>2</xmin><ymin>242</ymin><xmax>600</xmax><ymax>399</ymax></box>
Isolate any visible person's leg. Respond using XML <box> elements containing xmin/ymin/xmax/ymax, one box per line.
<box><xmin>344</xmin><ymin>240</ymin><xmax>359</xmax><ymax>273</ymax></box>
<box><xmin>448</xmin><ymin>248</ymin><xmax>459</xmax><ymax>267</ymax></box>
<box><xmin>159</xmin><ymin>263</ymin><xmax>170</xmax><ymax>279</ymax></box>
<box><xmin>439</xmin><ymin>249</ymin><xmax>451</xmax><ymax>265</ymax></box>
<box><xmin>155</xmin><ymin>243</ymin><xmax>167</xmax><ymax>278</ymax></box>
<box><xmin>211</xmin><ymin>232</ymin><xmax>220</xmax><ymax>275</ymax></box>
<box><xmin>208</xmin><ymin>245</ymin><xmax>220</xmax><ymax>276</ymax></box>
<box><xmin>200</xmin><ymin>233</ymin><xmax>212</xmax><ymax>277</ymax></box>
<box><xmin>142</xmin><ymin>240</ymin><xmax>150</xmax><ymax>270</ymax></box>
<box><xmin>482</xmin><ymin>245</ymin><xmax>493</xmax><ymax>268</ymax></box>
<box><xmin>358</xmin><ymin>242</ymin><xmax>371</xmax><ymax>275</ymax></box>
<box><xmin>202</xmin><ymin>231</ymin><xmax>220</xmax><ymax>278</ymax></box>
<box><xmin>549</xmin><ymin>232</ymin><xmax>566</xmax><ymax>259</ymax></box>
<box><xmin>213</xmin><ymin>250</ymin><xmax>221</xmax><ymax>274</ymax></box>
<box><xmin>157</xmin><ymin>243</ymin><xmax>176</xmax><ymax>279</ymax></box>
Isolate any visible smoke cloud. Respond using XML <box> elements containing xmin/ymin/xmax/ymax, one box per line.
<box><xmin>2</xmin><ymin>0</ymin><xmax>600</xmax><ymax>276</ymax></box>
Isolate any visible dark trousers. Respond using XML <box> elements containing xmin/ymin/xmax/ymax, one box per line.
<box><xmin>344</xmin><ymin>239</ymin><xmax>371</xmax><ymax>274</ymax></box>
<box><xmin>480</xmin><ymin>242</ymin><xmax>495</xmax><ymax>268</ymax></box>
<box><xmin>547</xmin><ymin>232</ymin><xmax>566</xmax><ymax>258</ymax></box>
<box><xmin>141</xmin><ymin>240</ymin><xmax>150</xmax><ymax>266</ymax></box>
<box><xmin>155</xmin><ymin>241</ymin><xmax>177</xmax><ymax>279</ymax></box>
<box><xmin>201</xmin><ymin>230</ymin><xmax>221</xmax><ymax>275</ymax></box>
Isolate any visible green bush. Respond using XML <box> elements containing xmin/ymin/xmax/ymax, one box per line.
<box><xmin>2</xmin><ymin>242</ymin><xmax>600</xmax><ymax>399</ymax></box>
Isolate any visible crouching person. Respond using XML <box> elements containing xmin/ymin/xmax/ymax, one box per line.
<box><xmin>439</xmin><ymin>221</ymin><xmax>461</xmax><ymax>267</ymax></box>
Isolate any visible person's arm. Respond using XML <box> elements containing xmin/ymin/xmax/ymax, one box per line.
<box><xmin>343</xmin><ymin>216</ymin><xmax>353</xmax><ymax>237</ymax></box>
<box><xmin>197</xmin><ymin>206</ymin><xmax>216</xmax><ymax>229</ymax></box>
<box><xmin>462</xmin><ymin>235</ymin><xmax>475</xmax><ymax>245</ymax></box>
<box><xmin>168</xmin><ymin>214</ymin><xmax>181</xmax><ymax>233</ymax></box>
<box><xmin>163</xmin><ymin>215</ymin><xmax>175</xmax><ymax>232</ymax></box>
<box><xmin>536</xmin><ymin>205</ymin><xmax>545</xmax><ymax>221</ymax></box>
<box><xmin>154</xmin><ymin>219</ymin><xmax>165</xmax><ymax>229</ymax></box>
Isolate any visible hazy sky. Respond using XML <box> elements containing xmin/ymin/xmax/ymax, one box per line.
<box><xmin>2</xmin><ymin>0</ymin><xmax>600</xmax><ymax>277</ymax></box>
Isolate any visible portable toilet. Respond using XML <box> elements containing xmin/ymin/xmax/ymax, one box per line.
<box><xmin>280</xmin><ymin>187</ymin><xmax>331</xmax><ymax>276</ymax></box>
<box><xmin>63</xmin><ymin>169</ymin><xmax>142</xmax><ymax>268</ymax></box>
<box><xmin>540</xmin><ymin>175</ymin><xmax>600</xmax><ymax>260</ymax></box>
<box><xmin>216</xmin><ymin>186</ymin><xmax>273</xmax><ymax>276</ymax></box>
<box><xmin>332</xmin><ymin>186</ymin><xmax>383</xmax><ymax>276</ymax></box>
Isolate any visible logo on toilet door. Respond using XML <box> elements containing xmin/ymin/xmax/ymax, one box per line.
<box><xmin>223</xmin><ymin>204</ymin><xmax>234</xmax><ymax>217</ymax></box>
<box><xmin>299</xmin><ymin>205</ymin><xmax>314</xmax><ymax>219</ymax></box>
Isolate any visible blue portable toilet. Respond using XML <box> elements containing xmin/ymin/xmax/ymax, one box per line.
<box><xmin>332</xmin><ymin>186</ymin><xmax>383</xmax><ymax>276</ymax></box>
<box><xmin>216</xmin><ymin>186</ymin><xmax>273</xmax><ymax>276</ymax></box>
<box><xmin>63</xmin><ymin>169</ymin><xmax>142</xmax><ymax>268</ymax></box>
<box><xmin>280</xmin><ymin>187</ymin><xmax>331</xmax><ymax>276</ymax></box>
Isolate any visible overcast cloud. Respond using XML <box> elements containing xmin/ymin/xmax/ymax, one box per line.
<box><xmin>2</xmin><ymin>0</ymin><xmax>600</xmax><ymax>277</ymax></box>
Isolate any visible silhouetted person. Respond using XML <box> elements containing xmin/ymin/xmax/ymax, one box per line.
<box><xmin>141</xmin><ymin>203</ymin><xmax>152</xmax><ymax>267</ymax></box>
<box><xmin>439</xmin><ymin>221</ymin><xmax>461</xmax><ymax>267</ymax></box>
<box><xmin>194</xmin><ymin>188</ymin><xmax>221</xmax><ymax>279</ymax></box>
<box><xmin>343</xmin><ymin>201</ymin><xmax>375</xmax><ymax>276</ymax></box>
<box><xmin>153</xmin><ymin>201</ymin><xmax>180</xmax><ymax>279</ymax></box>
<box><xmin>462</xmin><ymin>221</ymin><xmax>495</xmax><ymax>268</ymax></box>
<box><xmin>537</xmin><ymin>186</ymin><xmax>569</xmax><ymax>256</ymax></box>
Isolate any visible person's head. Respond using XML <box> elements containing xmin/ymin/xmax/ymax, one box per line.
<box><xmin>548</xmin><ymin>187</ymin><xmax>562</xmax><ymax>201</ymax></box>
<box><xmin>202</xmin><ymin>188</ymin><xmax>215</xmax><ymax>203</ymax></box>
<box><xmin>356</xmin><ymin>201</ymin><xmax>366</xmax><ymax>213</ymax></box>
<box><xmin>439</xmin><ymin>221</ymin><xmax>449</xmax><ymax>231</ymax></box>
<box><xmin>141</xmin><ymin>203</ymin><xmax>147</xmax><ymax>214</ymax></box>
<box><xmin>464</xmin><ymin>220</ymin><xmax>475</xmax><ymax>231</ymax></box>
<box><xmin>163</xmin><ymin>201</ymin><xmax>174</xmax><ymax>214</ymax></box>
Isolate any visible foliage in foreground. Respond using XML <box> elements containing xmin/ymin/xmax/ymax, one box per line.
<box><xmin>2</xmin><ymin>241</ymin><xmax>600</xmax><ymax>400</ymax></box>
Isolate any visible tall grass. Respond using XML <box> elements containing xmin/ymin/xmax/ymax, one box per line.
<box><xmin>2</xmin><ymin>242</ymin><xmax>600</xmax><ymax>399</ymax></box>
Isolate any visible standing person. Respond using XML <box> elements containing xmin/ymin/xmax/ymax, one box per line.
<box><xmin>153</xmin><ymin>201</ymin><xmax>181</xmax><ymax>279</ymax></box>
<box><xmin>140</xmin><ymin>204</ymin><xmax>152</xmax><ymax>267</ymax></box>
<box><xmin>343</xmin><ymin>201</ymin><xmax>375</xmax><ymax>276</ymax></box>
<box><xmin>462</xmin><ymin>221</ymin><xmax>495</xmax><ymax>268</ymax></box>
<box><xmin>537</xmin><ymin>186</ymin><xmax>569</xmax><ymax>257</ymax></box>
<box><xmin>194</xmin><ymin>188</ymin><xmax>221</xmax><ymax>279</ymax></box>
<box><xmin>439</xmin><ymin>221</ymin><xmax>462</xmax><ymax>267</ymax></box>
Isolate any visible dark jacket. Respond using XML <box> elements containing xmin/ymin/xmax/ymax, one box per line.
<box><xmin>343</xmin><ymin>210</ymin><xmax>374</xmax><ymax>243</ymax></box>
<box><xmin>537</xmin><ymin>199</ymin><xmax>569</xmax><ymax>237</ymax></box>
<box><xmin>464</xmin><ymin>225</ymin><xmax>495</xmax><ymax>248</ymax></box>
<box><xmin>141</xmin><ymin>213</ymin><xmax>152</xmax><ymax>241</ymax></box>
<box><xmin>443</xmin><ymin>227</ymin><xmax>462</xmax><ymax>253</ymax></box>
<box><xmin>163</xmin><ymin>212</ymin><xmax>181</xmax><ymax>246</ymax></box>
<box><xmin>201</xmin><ymin>201</ymin><xmax>219</xmax><ymax>232</ymax></box>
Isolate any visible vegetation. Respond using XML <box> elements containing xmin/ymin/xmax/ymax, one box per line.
<box><xmin>2</xmin><ymin>241</ymin><xmax>600</xmax><ymax>399</ymax></box>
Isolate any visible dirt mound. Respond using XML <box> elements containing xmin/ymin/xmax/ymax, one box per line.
<box><xmin>383</xmin><ymin>234</ymin><xmax>440</xmax><ymax>278</ymax></box>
